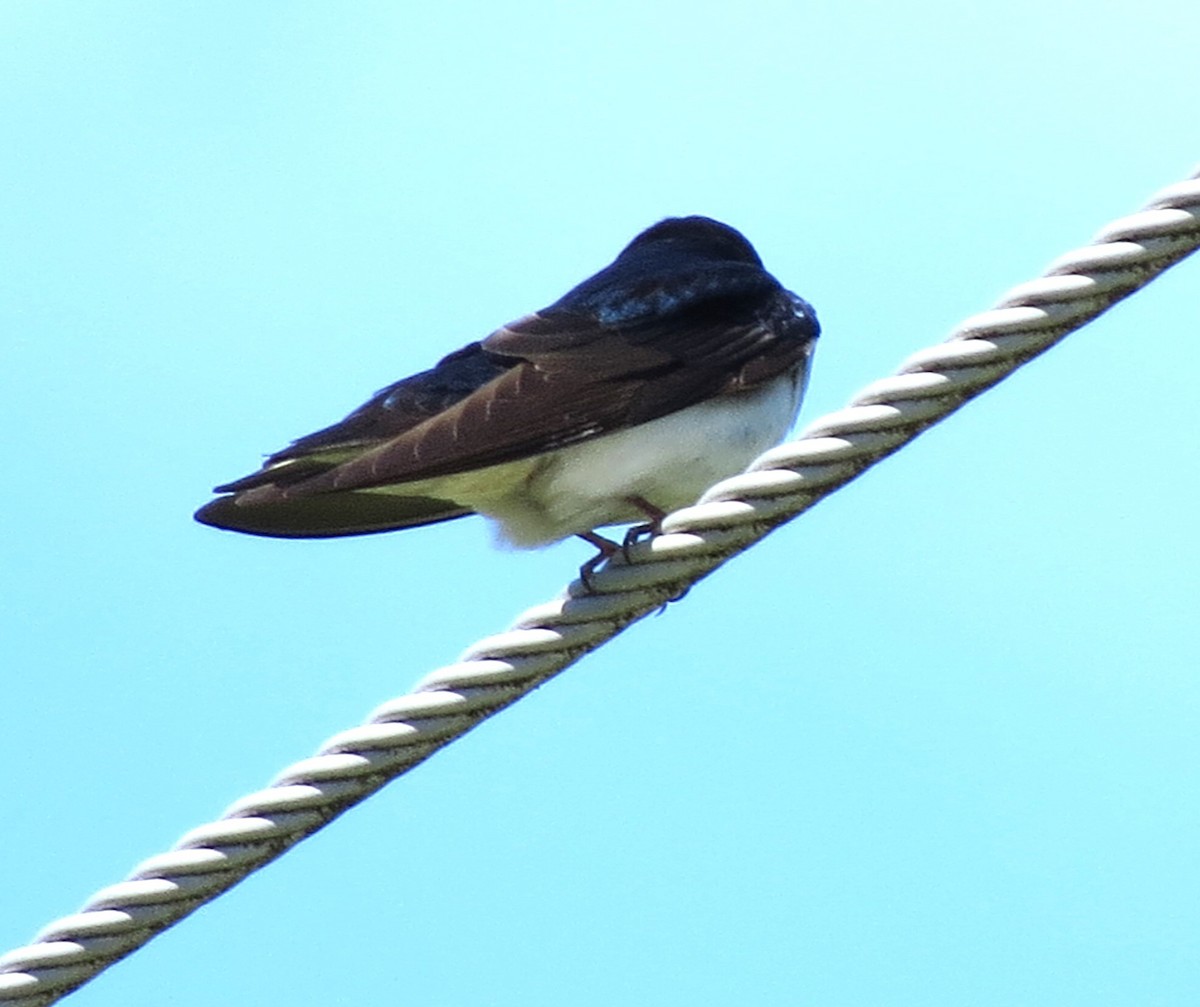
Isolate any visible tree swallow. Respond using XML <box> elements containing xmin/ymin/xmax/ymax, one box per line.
<box><xmin>195</xmin><ymin>216</ymin><xmax>820</xmax><ymax>558</ymax></box>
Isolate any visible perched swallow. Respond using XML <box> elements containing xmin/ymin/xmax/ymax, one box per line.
<box><xmin>196</xmin><ymin>216</ymin><xmax>820</xmax><ymax>557</ymax></box>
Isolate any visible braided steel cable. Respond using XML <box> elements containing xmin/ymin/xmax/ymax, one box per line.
<box><xmin>2</xmin><ymin>167</ymin><xmax>1197</xmax><ymax>1005</ymax></box>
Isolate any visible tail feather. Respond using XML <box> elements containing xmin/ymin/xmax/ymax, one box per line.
<box><xmin>194</xmin><ymin>491</ymin><xmax>471</xmax><ymax>539</ymax></box>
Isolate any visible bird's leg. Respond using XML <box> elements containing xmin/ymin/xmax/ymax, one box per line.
<box><xmin>576</xmin><ymin>530</ymin><xmax>621</xmax><ymax>592</ymax></box>
<box><xmin>625</xmin><ymin>496</ymin><xmax>692</xmax><ymax>608</ymax></box>
<box><xmin>621</xmin><ymin>495</ymin><xmax>668</xmax><ymax>560</ymax></box>
<box><xmin>574</xmin><ymin>497</ymin><xmax>669</xmax><ymax>595</ymax></box>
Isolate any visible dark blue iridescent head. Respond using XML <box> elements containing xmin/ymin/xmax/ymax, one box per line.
<box><xmin>618</xmin><ymin>216</ymin><xmax>764</xmax><ymax>267</ymax></box>
<box><xmin>550</xmin><ymin>216</ymin><xmax>777</xmax><ymax>326</ymax></box>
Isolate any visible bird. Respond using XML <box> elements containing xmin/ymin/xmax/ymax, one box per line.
<box><xmin>195</xmin><ymin>216</ymin><xmax>820</xmax><ymax>572</ymax></box>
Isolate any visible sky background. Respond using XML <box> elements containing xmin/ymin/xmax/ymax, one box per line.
<box><xmin>2</xmin><ymin>3</ymin><xmax>1198</xmax><ymax>1005</ymax></box>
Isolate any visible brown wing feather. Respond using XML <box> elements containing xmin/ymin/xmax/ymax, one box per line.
<box><xmin>281</xmin><ymin>294</ymin><xmax>808</xmax><ymax>497</ymax></box>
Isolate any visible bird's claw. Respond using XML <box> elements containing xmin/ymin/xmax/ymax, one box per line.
<box><xmin>621</xmin><ymin>522</ymin><xmax>657</xmax><ymax>562</ymax></box>
<box><xmin>576</xmin><ymin>531</ymin><xmax>619</xmax><ymax>594</ymax></box>
<box><xmin>576</xmin><ymin>497</ymin><xmax>669</xmax><ymax>593</ymax></box>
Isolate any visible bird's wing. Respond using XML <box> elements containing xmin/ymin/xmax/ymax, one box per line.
<box><xmin>211</xmin><ymin>341</ymin><xmax>513</xmax><ymax>493</ymax></box>
<box><xmin>280</xmin><ymin>277</ymin><xmax>815</xmax><ymax>498</ymax></box>
<box><xmin>194</xmin><ymin>342</ymin><xmax>509</xmax><ymax>536</ymax></box>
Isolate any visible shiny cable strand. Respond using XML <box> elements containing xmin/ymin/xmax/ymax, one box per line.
<box><xmin>2</xmin><ymin>167</ymin><xmax>1197</xmax><ymax>1006</ymax></box>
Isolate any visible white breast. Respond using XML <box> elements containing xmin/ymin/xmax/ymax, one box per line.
<box><xmin>479</xmin><ymin>370</ymin><xmax>806</xmax><ymax>547</ymax></box>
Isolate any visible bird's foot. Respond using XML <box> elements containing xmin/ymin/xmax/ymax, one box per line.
<box><xmin>621</xmin><ymin>496</ymin><xmax>668</xmax><ymax>561</ymax></box>
<box><xmin>576</xmin><ymin>531</ymin><xmax>620</xmax><ymax>593</ymax></box>
<box><xmin>576</xmin><ymin>498</ymin><xmax>675</xmax><ymax>596</ymax></box>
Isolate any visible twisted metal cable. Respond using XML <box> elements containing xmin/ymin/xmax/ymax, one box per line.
<box><xmin>2</xmin><ymin>167</ymin><xmax>1198</xmax><ymax>1006</ymax></box>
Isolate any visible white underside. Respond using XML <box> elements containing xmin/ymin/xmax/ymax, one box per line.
<box><xmin>367</xmin><ymin>368</ymin><xmax>807</xmax><ymax>547</ymax></box>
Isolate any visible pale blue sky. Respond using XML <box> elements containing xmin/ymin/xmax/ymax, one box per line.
<box><xmin>3</xmin><ymin>3</ymin><xmax>1198</xmax><ymax>1005</ymax></box>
